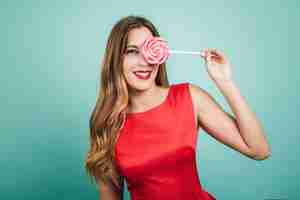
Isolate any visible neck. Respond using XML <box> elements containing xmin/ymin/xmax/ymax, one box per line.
<box><xmin>128</xmin><ymin>84</ymin><xmax>161</xmax><ymax>112</ymax></box>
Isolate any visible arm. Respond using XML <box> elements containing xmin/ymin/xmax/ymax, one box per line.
<box><xmin>97</xmin><ymin>179</ymin><xmax>123</xmax><ymax>200</ymax></box>
<box><xmin>189</xmin><ymin>83</ymin><xmax>271</xmax><ymax>160</ymax></box>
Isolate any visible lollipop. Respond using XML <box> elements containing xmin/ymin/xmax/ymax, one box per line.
<box><xmin>141</xmin><ymin>36</ymin><xmax>170</xmax><ymax>65</ymax></box>
<box><xmin>141</xmin><ymin>36</ymin><xmax>203</xmax><ymax>65</ymax></box>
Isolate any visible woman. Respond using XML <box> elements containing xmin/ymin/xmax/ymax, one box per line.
<box><xmin>85</xmin><ymin>15</ymin><xmax>271</xmax><ymax>200</ymax></box>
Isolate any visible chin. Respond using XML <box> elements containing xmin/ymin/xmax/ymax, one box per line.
<box><xmin>127</xmin><ymin>80</ymin><xmax>155</xmax><ymax>92</ymax></box>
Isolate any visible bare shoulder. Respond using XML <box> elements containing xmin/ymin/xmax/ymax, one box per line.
<box><xmin>187</xmin><ymin>83</ymin><xmax>206</xmax><ymax>123</ymax></box>
<box><xmin>188</xmin><ymin>83</ymin><xmax>211</xmax><ymax>109</ymax></box>
<box><xmin>188</xmin><ymin>83</ymin><xmax>205</xmax><ymax>102</ymax></box>
<box><xmin>188</xmin><ymin>82</ymin><xmax>221</xmax><ymax>120</ymax></box>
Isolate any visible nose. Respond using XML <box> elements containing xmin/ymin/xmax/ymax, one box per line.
<box><xmin>137</xmin><ymin>51</ymin><xmax>148</xmax><ymax>65</ymax></box>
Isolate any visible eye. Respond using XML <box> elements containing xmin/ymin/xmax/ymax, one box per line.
<box><xmin>125</xmin><ymin>49</ymin><xmax>139</xmax><ymax>54</ymax></box>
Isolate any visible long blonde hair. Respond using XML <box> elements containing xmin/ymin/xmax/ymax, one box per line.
<box><xmin>84</xmin><ymin>15</ymin><xmax>169</xmax><ymax>192</ymax></box>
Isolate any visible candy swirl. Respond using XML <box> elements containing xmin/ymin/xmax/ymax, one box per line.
<box><xmin>142</xmin><ymin>36</ymin><xmax>170</xmax><ymax>65</ymax></box>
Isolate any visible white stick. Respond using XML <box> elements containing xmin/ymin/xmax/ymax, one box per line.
<box><xmin>169</xmin><ymin>50</ymin><xmax>200</xmax><ymax>55</ymax></box>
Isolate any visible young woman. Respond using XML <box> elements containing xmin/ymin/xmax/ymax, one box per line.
<box><xmin>85</xmin><ymin>15</ymin><xmax>271</xmax><ymax>200</ymax></box>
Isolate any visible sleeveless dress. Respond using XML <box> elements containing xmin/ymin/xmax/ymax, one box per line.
<box><xmin>115</xmin><ymin>82</ymin><xmax>217</xmax><ymax>200</ymax></box>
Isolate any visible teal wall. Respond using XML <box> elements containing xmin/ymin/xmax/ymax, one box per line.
<box><xmin>1</xmin><ymin>0</ymin><xmax>299</xmax><ymax>199</ymax></box>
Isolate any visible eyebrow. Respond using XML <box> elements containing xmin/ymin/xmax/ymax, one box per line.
<box><xmin>126</xmin><ymin>45</ymin><xmax>139</xmax><ymax>49</ymax></box>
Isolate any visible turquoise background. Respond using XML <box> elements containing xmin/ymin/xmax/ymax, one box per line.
<box><xmin>1</xmin><ymin>0</ymin><xmax>299</xmax><ymax>199</ymax></box>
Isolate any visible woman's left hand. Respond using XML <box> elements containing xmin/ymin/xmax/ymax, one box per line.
<box><xmin>200</xmin><ymin>48</ymin><xmax>232</xmax><ymax>82</ymax></box>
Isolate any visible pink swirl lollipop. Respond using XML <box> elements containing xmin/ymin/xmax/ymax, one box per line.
<box><xmin>141</xmin><ymin>36</ymin><xmax>202</xmax><ymax>65</ymax></box>
<box><xmin>141</xmin><ymin>36</ymin><xmax>170</xmax><ymax>65</ymax></box>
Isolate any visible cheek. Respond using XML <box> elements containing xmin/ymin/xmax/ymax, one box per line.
<box><xmin>122</xmin><ymin>60</ymin><xmax>134</xmax><ymax>81</ymax></box>
<box><xmin>123</xmin><ymin>57</ymin><xmax>135</xmax><ymax>72</ymax></box>
<box><xmin>122</xmin><ymin>57</ymin><xmax>129</xmax><ymax>72</ymax></box>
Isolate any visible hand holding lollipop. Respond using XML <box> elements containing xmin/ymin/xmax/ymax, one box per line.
<box><xmin>201</xmin><ymin>48</ymin><xmax>232</xmax><ymax>82</ymax></box>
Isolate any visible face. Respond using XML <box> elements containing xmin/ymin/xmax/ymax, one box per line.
<box><xmin>122</xmin><ymin>27</ymin><xmax>159</xmax><ymax>92</ymax></box>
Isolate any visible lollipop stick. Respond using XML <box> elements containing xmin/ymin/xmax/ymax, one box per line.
<box><xmin>169</xmin><ymin>50</ymin><xmax>200</xmax><ymax>55</ymax></box>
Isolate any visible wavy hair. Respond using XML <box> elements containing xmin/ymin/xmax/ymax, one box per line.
<box><xmin>84</xmin><ymin>15</ymin><xmax>169</xmax><ymax>193</ymax></box>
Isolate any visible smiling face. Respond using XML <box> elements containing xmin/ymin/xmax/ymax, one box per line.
<box><xmin>122</xmin><ymin>26</ymin><xmax>159</xmax><ymax>92</ymax></box>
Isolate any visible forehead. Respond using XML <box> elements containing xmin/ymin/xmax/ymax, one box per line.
<box><xmin>127</xmin><ymin>27</ymin><xmax>153</xmax><ymax>48</ymax></box>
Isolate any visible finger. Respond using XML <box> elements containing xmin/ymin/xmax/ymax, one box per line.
<box><xmin>201</xmin><ymin>48</ymin><xmax>208</xmax><ymax>55</ymax></box>
<box><xmin>200</xmin><ymin>48</ymin><xmax>209</xmax><ymax>59</ymax></box>
<box><xmin>207</xmin><ymin>58</ymin><xmax>212</xmax><ymax>65</ymax></box>
<box><xmin>212</xmin><ymin>48</ymin><xmax>226</xmax><ymax>58</ymax></box>
<box><xmin>206</xmin><ymin>53</ymin><xmax>212</xmax><ymax>63</ymax></box>
<box><xmin>200</xmin><ymin>50</ymin><xmax>205</xmax><ymax>57</ymax></box>
<box><xmin>209</xmin><ymin>49</ymin><xmax>225</xmax><ymax>62</ymax></box>
<box><xmin>208</xmin><ymin>48</ymin><xmax>218</xmax><ymax>56</ymax></box>
<box><xmin>211</xmin><ymin>52</ymin><xmax>226</xmax><ymax>64</ymax></box>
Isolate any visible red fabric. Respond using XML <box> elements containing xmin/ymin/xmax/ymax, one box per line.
<box><xmin>115</xmin><ymin>82</ymin><xmax>217</xmax><ymax>200</ymax></box>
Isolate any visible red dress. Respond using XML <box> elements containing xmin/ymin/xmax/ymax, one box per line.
<box><xmin>115</xmin><ymin>82</ymin><xmax>217</xmax><ymax>200</ymax></box>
